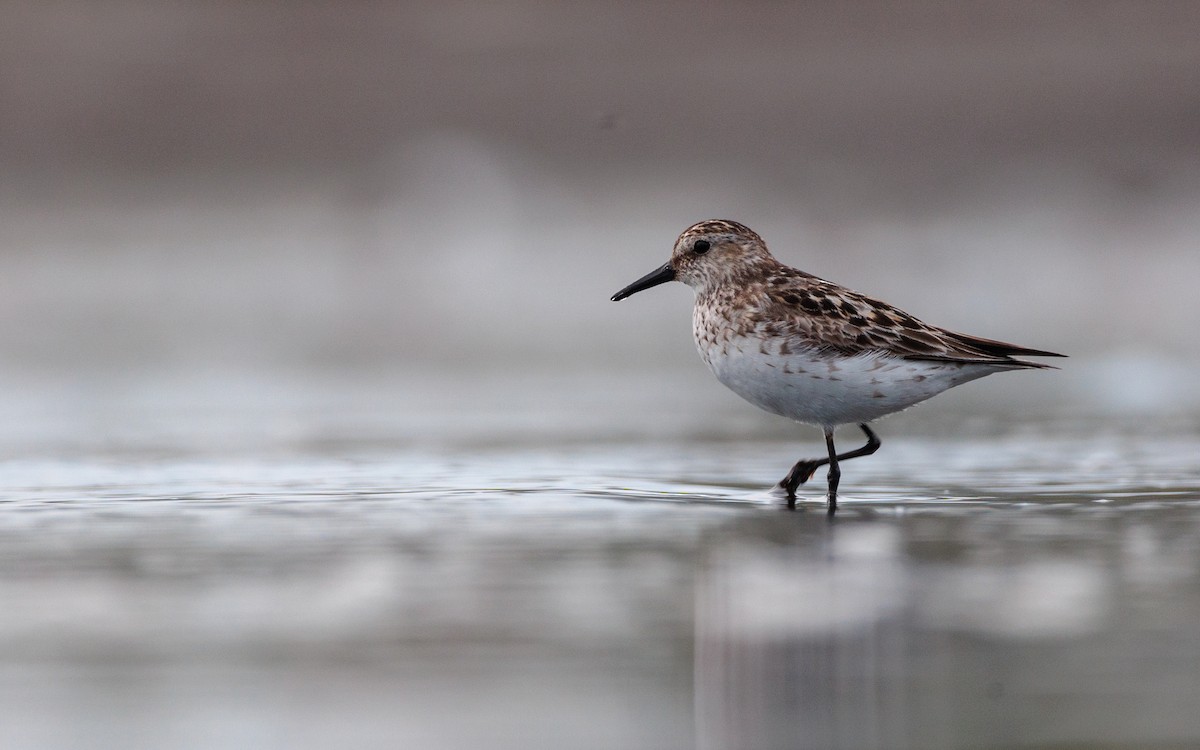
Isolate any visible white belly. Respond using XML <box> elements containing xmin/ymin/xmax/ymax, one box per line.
<box><xmin>697</xmin><ymin>332</ymin><xmax>994</xmax><ymax>427</ymax></box>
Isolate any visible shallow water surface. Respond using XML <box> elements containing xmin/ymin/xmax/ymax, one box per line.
<box><xmin>0</xmin><ymin>396</ymin><xmax>1197</xmax><ymax>749</ymax></box>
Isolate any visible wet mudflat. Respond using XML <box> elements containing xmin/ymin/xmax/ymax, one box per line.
<box><xmin>0</xmin><ymin>390</ymin><xmax>1196</xmax><ymax>750</ymax></box>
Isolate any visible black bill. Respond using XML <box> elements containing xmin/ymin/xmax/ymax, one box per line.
<box><xmin>610</xmin><ymin>263</ymin><xmax>676</xmax><ymax>301</ymax></box>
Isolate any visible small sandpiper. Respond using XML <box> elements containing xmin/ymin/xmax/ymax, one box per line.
<box><xmin>611</xmin><ymin>219</ymin><xmax>1064</xmax><ymax>514</ymax></box>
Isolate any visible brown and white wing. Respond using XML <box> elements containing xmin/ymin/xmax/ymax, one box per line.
<box><xmin>762</xmin><ymin>278</ymin><xmax>1065</xmax><ymax>369</ymax></box>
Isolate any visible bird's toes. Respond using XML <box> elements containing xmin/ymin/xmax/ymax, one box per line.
<box><xmin>778</xmin><ymin>461</ymin><xmax>822</xmax><ymax>497</ymax></box>
<box><xmin>792</xmin><ymin>461</ymin><xmax>822</xmax><ymax>485</ymax></box>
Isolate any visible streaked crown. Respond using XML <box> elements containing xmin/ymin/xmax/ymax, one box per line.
<box><xmin>670</xmin><ymin>219</ymin><xmax>777</xmax><ymax>291</ymax></box>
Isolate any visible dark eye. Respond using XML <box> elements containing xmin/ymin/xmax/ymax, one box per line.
<box><xmin>693</xmin><ymin>240</ymin><xmax>711</xmax><ymax>254</ymax></box>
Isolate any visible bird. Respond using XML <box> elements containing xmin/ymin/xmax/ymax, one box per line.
<box><xmin>610</xmin><ymin>219</ymin><xmax>1064</xmax><ymax>514</ymax></box>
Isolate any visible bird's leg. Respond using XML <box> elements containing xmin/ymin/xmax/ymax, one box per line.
<box><xmin>780</xmin><ymin>424</ymin><xmax>881</xmax><ymax>507</ymax></box>
<box><xmin>824</xmin><ymin>427</ymin><xmax>840</xmax><ymax>515</ymax></box>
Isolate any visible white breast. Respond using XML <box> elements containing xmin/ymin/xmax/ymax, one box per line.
<box><xmin>694</xmin><ymin>327</ymin><xmax>996</xmax><ymax>428</ymax></box>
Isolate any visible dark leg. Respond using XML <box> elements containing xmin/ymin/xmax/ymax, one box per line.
<box><xmin>781</xmin><ymin>424</ymin><xmax>881</xmax><ymax>507</ymax></box>
<box><xmin>824</xmin><ymin>428</ymin><xmax>840</xmax><ymax>515</ymax></box>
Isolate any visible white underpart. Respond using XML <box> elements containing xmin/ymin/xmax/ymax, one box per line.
<box><xmin>697</xmin><ymin>332</ymin><xmax>1002</xmax><ymax>428</ymax></box>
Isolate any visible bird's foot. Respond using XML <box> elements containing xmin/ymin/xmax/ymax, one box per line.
<box><xmin>779</xmin><ymin>460</ymin><xmax>822</xmax><ymax>495</ymax></box>
<box><xmin>779</xmin><ymin>461</ymin><xmax>824</xmax><ymax>510</ymax></box>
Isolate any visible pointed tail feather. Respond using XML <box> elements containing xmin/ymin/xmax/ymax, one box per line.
<box><xmin>906</xmin><ymin>353</ymin><xmax>1061</xmax><ymax>369</ymax></box>
<box><xmin>901</xmin><ymin>331</ymin><xmax>1065</xmax><ymax>369</ymax></box>
<box><xmin>944</xmin><ymin>331</ymin><xmax>1066</xmax><ymax>360</ymax></box>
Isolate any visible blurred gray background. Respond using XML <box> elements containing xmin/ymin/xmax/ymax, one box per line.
<box><xmin>2</xmin><ymin>1</ymin><xmax>1198</xmax><ymax>425</ymax></box>
<box><xmin>2</xmin><ymin>7</ymin><xmax>1200</xmax><ymax>750</ymax></box>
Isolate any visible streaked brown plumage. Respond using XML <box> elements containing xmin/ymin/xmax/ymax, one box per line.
<box><xmin>670</xmin><ymin>220</ymin><xmax>1061</xmax><ymax>368</ymax></box>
